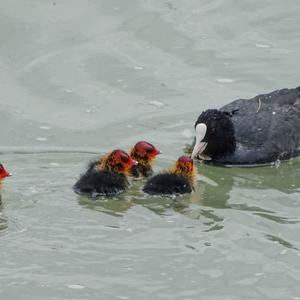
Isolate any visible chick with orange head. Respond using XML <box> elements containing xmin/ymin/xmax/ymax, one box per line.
<box><xmin>88</xmin><ymin>141</ymin><xmax>160</xmax><ymax>179</ymax></box>
<box><xmin>129</xmin><ymin>141</ymin><xmax>161</xmax><ymax>178</ymax></box>
<box><xmin>0</xmin><ymin>163</ymin><xmax>11</xmax><ymax>205</ymax></box>
<box><xmin>73</xmin><ymin>150</ymin><xmax>137</xmax><ymax>197</ymax></box>
<box><xmin>0</xmin><ymin>164</ymin><xmax>11</xmax><ymax>181</ymax></box>
<box><xmin>143</xmin><ymin>155</ymin><xmax>195</xmax><ymax>196</ymax></box>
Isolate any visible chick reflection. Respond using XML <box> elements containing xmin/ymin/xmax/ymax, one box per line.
<box><xmin>77</xmin><ymin>160</ymin><xmax>300</xmax><ymax>233</ymax></box>
<box><xmin>78</xmin><ymin>196</ymin><xmax>134</xmax><ymax>217</ymax></box>
<box><xmin>77</xmin><ymin>174</ymin><xmax>224</xmax><ymax>232</ymax></box>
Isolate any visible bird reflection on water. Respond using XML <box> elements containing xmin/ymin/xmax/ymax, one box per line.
<box><xmin>78</xmin><ymin>159</ymin><xmax>300</xmax><ymax>249</ymax></box>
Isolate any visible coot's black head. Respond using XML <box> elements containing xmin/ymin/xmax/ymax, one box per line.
<box><xmin>191</xmin><ymin>109</ymin><xmax>236</xmax><ymax>160</ymax></box>
<box><xmin>103</xmin><ymin>150</ymin><xmax>137</xmax><ymax>175</ymax></box>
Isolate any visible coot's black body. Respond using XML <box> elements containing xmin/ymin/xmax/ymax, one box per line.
<box><xmin>74</xmin><ymin>166</ymin><xmax>129</xmax><ymax>197</ymax></box>
<box><xmin>143</xmin><ymin>173</ymin><xmax>193</xmax><ymax>195</ymax></box>
<box><xmin>195</xmin><ymin>87</ymin><xmax>300</xmax><ymax>166</ymax></box>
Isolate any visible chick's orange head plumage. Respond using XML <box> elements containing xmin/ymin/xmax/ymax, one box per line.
<box><xmin>131</xmin><ymin>141</ymin><xmax>161</xmax><ymax>161</ymax></box>
<box><xmin>174</xmin><ymin>156</ymin><xmax>194</xmax><ymax>177</ymax></box>
<box><xmin>104</xmin><ymin>150</ymin><xmax>137</xmax><ymax>174</ymax></box>
<box><xmin>0</xmin><ymin>164</ymin><xmax>11</xmax><ymax>180</ymax></box>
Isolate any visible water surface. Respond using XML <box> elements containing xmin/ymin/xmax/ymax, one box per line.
<box><xmin>1</xmin><ymin>0</ymin><xmax>300</xmax><ymax>299</ymax></box>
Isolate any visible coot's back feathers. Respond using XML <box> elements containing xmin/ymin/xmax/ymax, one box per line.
<box><xmin>220</xmin><ymin>87</ymin><xmax>300</xmax><ymax>165</ymax></box>
<box><xmin>221</xmin><ymin>87</ymin><xmax>300</xmax><ymax>148</ymax></box>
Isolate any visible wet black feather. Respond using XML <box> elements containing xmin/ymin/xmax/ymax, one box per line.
<box><xmin>143</xmin><ymin>173</ymin><xmax>193</xmax><ymax>196</ymax></box>
<box><xmin>130</xmin><ymin>164</ymin><xmax>153</xmax><ymax>178</ymax></box>
<box><xmin>73</xmin><ymin>161</ymin><xmax>129</xmax><ymax>197</ymax></box>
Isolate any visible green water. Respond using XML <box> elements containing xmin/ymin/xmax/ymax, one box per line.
<box><xmin>1</xmin><ymin>0</ymin><xmax>300</xmax><ymax>299</ymax></box>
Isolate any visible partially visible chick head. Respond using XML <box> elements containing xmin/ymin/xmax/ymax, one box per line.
<box><xmin>0</xmin><ymin>164</ymin><xmax>11</xmax><ymax>180</ymax></box>
<box><xmin>104</xmin><ymin>150</ymin><xmax>137</xmax><ymax>174</ymax></box>
<box><xmin>174</xmin><ymin>155</ymin><xmax>194</xmax><ymax>177</ymax></box>
<box><xmin>130</xmin><ymin>141</ymin><xmax>161</xmax><ymax>164</ymax></box>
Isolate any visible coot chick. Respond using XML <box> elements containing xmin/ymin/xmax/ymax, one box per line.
<box><xmin>73</xmin><ymin>150</ymin><xmax>137</xmax><ymax>197</ymax></box>
<box><xmin>143</xmin><ymin>156</ymin><xmax>195</xmax><ymax>196</ymax></box>
<box><xmin>191</xmin><ymin>87</ymin><xmax>300</xmax><ymax>166</ymax></box>
<box><xmin>129</xmin><ymin>141</ymin><xmax>161</xmax><ymax>178</ymax></box>
<box><xmin>0</xmin><ymin>164</ymin><xmax>11</xmax><ymax>180</ymax></box>
<box><xmin>0</xmin><ymin>164</ymin><xmax>11</xmax><ymax>205</ymax></box>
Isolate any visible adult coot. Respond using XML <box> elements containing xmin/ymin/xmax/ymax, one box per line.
<box><xmin>191</xmin><ymin>87</ymin><xmax>300</xmax><ymax>166</ymax></box>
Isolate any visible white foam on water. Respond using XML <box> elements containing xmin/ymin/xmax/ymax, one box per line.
<box><xmin>67</xmin><ymin>284</ymin><xmax>85</xmax><ymax>289</ymax></box>
<box><xmin>36</xmin><ymin>137</ymin><xmax>48</xmax><ymax>142</ymax></box>
<box><xmin>280</xmin><ymin>249</ymin><xmax>288</xmax><ymax>255</ymax></box>
<box><xmin>255</xmin><ymin>43</ymin><xmax>271</xmax><ymax>48</ymax></box>
<box><xmin>134</xmin><ymin>66</ymin><xmax>144</xmax><ymax>70</ymax></box>
<box><xmin>148</xmin><ymin>100</ymin><xmax>165</xmax><ymax>107</ymax></box>
<box><xmin>39</xmin><ymin>126</ymin><xmax>52</xmax><ymax>130</ymax></box>
<box><xmin>216</xmin><ymin>78</ymin><xmax>236</xmax><ymax>83</ymax></box>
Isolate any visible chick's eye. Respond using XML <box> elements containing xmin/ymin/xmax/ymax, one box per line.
<box><xmin>121</xmin><ymin>155</ymin><xmax>129</xmax><ymax>163</ymax></box>
<box><xmin>145</xmin><ymin>147</ymin><xmax>153</xmax><ymax>153</ymax></box>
